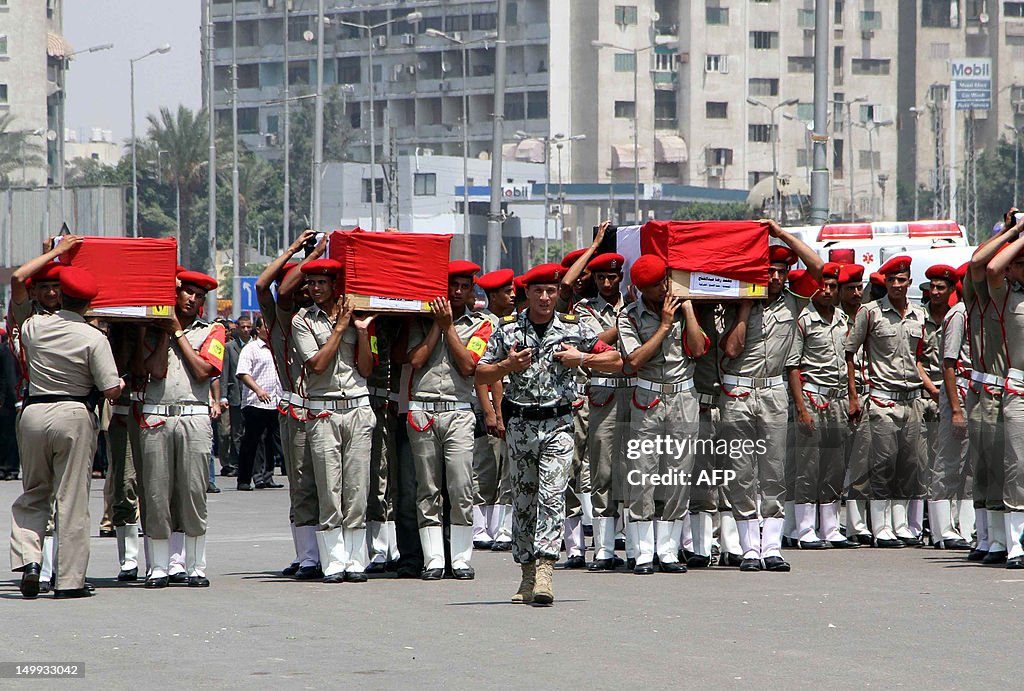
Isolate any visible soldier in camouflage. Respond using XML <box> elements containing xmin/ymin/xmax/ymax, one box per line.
<box><xmin>477</xmin><ymin>263</ymin><xmax>621</xmax><ymax>606</ymax></box>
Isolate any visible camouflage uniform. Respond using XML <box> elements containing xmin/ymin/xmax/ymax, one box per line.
<box><xmin>479</xmin><ymin>310</ymin><xmax>605</xmax><ymax>564</ymax></box>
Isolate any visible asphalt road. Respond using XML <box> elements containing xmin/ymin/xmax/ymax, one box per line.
<box><xmin>0</xmin><ymin>478</ymin><xmax>1018</xmax><ymax>689</ymax></box>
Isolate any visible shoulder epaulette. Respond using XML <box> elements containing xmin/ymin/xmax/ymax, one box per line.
<box><xmin>501</xmin><ymin>314</ymin><xmax>517</xmax><ymax>323</ymax></box>
<box><xmin>558</xmin><ymin>313</ymin><xmax>578</xmax><ymax>323</ymax></box>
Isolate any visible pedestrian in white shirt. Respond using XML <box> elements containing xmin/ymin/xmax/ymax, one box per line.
<box><xmin>236</xmin><ymin>317</ymin><xmax>285</xmax><ymax>491</ymax></box>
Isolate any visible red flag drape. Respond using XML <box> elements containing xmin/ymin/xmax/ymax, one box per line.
<box><xmin>641</xmin><ymin>220</ymin><xmax>770</xmax><ymax>285</ymax></box>
<box><xmin>64</xmin><ymin>237</ymin><xmax>178</xmax><ymax>308</ymax></box>
<box><xmin>329</xmin><ymin>230</ymin><xmax>452</xmax><ymax>301</ymax></box>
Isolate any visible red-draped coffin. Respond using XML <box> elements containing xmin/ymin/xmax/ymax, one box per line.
<box><xmin>63</xmin><ymin>237</ymin><xmax>178</xmax><ymax>312</ymax></box>
<box><xmin>640</xmin><ymin>220</ymin><xmax>770</xmax><ymax>286</ymax></box>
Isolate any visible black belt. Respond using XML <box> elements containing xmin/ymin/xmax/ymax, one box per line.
<box><xmin>24</xmin><ymin>394</ymin><xmax>92</xmax><ymax>408</ymax></box>
<box><xmin>507</xmin><ymin>402</ymin><xmax>572</xmax><ymax>421</ymax></box>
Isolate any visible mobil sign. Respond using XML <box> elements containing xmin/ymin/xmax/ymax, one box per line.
<box><xmin>951</xmin><ymin>58</ymin><xmax>991</xmax><ymax>110</ymax></box>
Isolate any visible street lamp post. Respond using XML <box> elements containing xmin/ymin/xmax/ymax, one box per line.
<box><xmin>337</xmin><ymin>11</ymin><xmax>422</xmax><ymax>231</ymax></box>
<box><xmin>515</xmin><ymin>131</ymin><xmax>585</xmax><ymax>259</ymax></box>
<box><xmin>852</xmin><ymin>118</ymin><xmax>892</xmax><ymax>220</ymax></box>
<box><xmin>1006</xmin><ymin>124</ymin><xmax>1022</xmax><ymax>208</ymax></box>
<box><xmin>746</xmin><ymin>97</ymin><xmax>798</xmax><ymax>220</ymax></box>
<box><xmin>908</xmin><ymin>106</ymin><xmax>925</xmax><ymax>220</ymax></box>
<box><xmin>130</xmin><ymin>43</ymin><xmax>172</xmax><ymax>238</ymax></box>
<box><xmin>592</xmin><ymin>39</ymin><xmax>675</xmax><ymax>223</ymax></box>
<box><xmin>425</xmin><ymin>29</ymin><xmax>497</xmax><ymax>260</ymax></box>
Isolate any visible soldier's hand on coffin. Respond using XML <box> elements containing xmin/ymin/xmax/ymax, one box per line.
<box><xmin>53</xmin><ymin>234</ymin><xmax>84</xmax><ymax>255</ymax></box>
<box><xmin>354</xmin><ymin>313</ymin><xmax>376</xmax><ymax>332</ymax></box>
<box><xmin>310</xmin><ymin>233</ymin><xmax>328</xmax><ymax>259</ymax></box>
<box><xmin>164</xmin><ymin>312</ymin><xmax>183</xmax><ymax>335</ymax></box>
<box><xmin>594</xmin><ymin>219</ymin><xmax>611</xmax><ymax>246</ymax></box>
<box><xmin>660</xmin><ymin>296</ymin><xmax>682</xmax><ymax>327</ymax></box>
<box><xmin>506</xmin><ymin>343</ymin><xmax>533</xmax><ymax>372</ymax></box>
<box><xmin>762</xmin><ymin>218</ymin><xmax>784</xmax><ymax>238</ymax></box>
<box><xmin>553</xmin><ymin>342</ymin><xmax>585</xmax><ymax>368</ymax></box>
<box><xmin>430</xmin><ymin>298</ymin><xmax>454</xmax><ymax>330</ymax></box>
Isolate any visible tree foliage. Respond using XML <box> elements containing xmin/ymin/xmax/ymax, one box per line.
<box><xmin>672</xmin><ymin>201</ymin><xmax>752</xmax><ymax>221</ymax></box>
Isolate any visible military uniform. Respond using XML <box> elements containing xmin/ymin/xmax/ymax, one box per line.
<box><xmin>406</xmin><ymin>306</ymin><xmax>493</xmax><ymax>577</ymax></box>
<box><xmin>575</xmin><ymin>294</ymin><xmax>633</xmax><ymax>564</ymax></box>
<box><xmin>787</xmin><ymin>302</ymin><xmax>850</xmax><ymax>545</ymax></box>
<box><xmin>139</xmin><ymin>316</ymin><xmax>225</xmax><ymax>584</ymax></box>
<box><xmin>291</xmin><ymin>303</ymin><xmax>375</xmax><ymax>579</ymax></box>
<box><xmin>479</xmin><ymin>310</ymin><xmax>608</xmax><ymax>566</ymax></box>
<box><xmin>107</xmin><ymin>373</ymin><xmax>144</xmax><ymax>580</ymax></box>
<box><xmin>991</xmin><ymin>276</ymin><xmax>1024</xmax><ymax>564</ymax></box>
<box><xmin>845</xmin><ymin>294</ymin><xmax>928</xmax><ymax>545</ymax></box>
<box><xmin>719</xmin><ymin>292</ymin><xmax>800</xmax><ymax>565</ymax></box>
<box><xmin>618</xmin><ymin>297</ymin><xmax>706</xmax><ymax>570</ymax></box>
<box><xmin>964</xmin><ymin>276</ymin><xmax>1007</xmax><ymax>558</ymax></box>
<box><xmin>930</xmin><ymin>300</ymin><xmax>973</xmax><ymax>547</ymax></box>
<box><xmin>11</xmin><ymin>309</ymin><xmax>120</xmax><ymax>593</ymax></box>
<box><xmin>268</xmin><ymin>300</ymin><xmax>320</xmax><ymax>575</ymax></box>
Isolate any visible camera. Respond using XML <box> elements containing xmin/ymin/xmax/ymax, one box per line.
<box><xmin>303</xmin><ymin>231</ymin><xmax>326</xmax><ymax>257</ymax></box>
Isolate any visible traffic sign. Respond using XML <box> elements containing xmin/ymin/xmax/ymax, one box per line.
<box><xmin>239</xmin><ymin>276</ymin><xmax>259</xmax><ymax>312</ymax></box>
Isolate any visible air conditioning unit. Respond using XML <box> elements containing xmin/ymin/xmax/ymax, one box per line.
<box><xmin>402</xmin><ymin>33</ymin><xmax>416</xmax><ymax>46</ymax></box>
<box><xmin>375</xmin><ymin>35</ymin><xmax>388</xmax><ymax>49</ymax></box>
<box><xmin>392</xmin><ymin>64</ymin><xmax>405</xmax><ymax>80</ymax></box>
<box><xmin>861</xmin><ymin>30</ymin><xmax>874</xmax><ymax>39</ymax></box>
<box><xmin>406</xmin><ymin>64</ymin><xmax>417</xmax><ymax>75</ymax></box>
<box><xmin>720</xmin><ymin>56</ymin><xmax>729</xmax><ymax>74</ymax></box>
<box><xmin>266</xmin><ymin>0</ymin><xmax>275</xmax><ymax>7</ymax></box>
<box><xmin>707</xmin><ymin>165</ymin><xmax>724</xmax><ymax>177</ymax></box>
<box><xmin>1015</xmin><ymin>102</ymin><xmax>1024</xmax><ymax>115</ymax></box>
<box><xmin>439</xmin><ymin>82</ymin><xmax>451</xmax><ymax>92</ymax></box>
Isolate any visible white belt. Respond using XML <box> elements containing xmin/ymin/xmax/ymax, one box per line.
<box><xmin>869</xmin><ymin>388</ymin><xmax>923</xmax><ymax>402</ymax></box>
<box><xmin>280</xmin><ymin>392</ymin><xmax>309</xmax><ymax>408</ymax></box>
<box><xmin>409</xmin><ymin>400</ymin><xmax>473</xmax><ymax>412</ymax></box>
<box><xmin>141</xmin><ymin>403</ymin><xmax>209</xmax><ymax>417</ymax></box>
<box><xmin>589</xmin><ymin>376</ymin><xmax>637</xmax><ymax>389</ymax></box>
<box><xmin>307</xmin><ymin>396</ymin><xmax>370</xmax><ymax>412</ymax></box>
<box><xmin>803</xmin><ymin>382</ymin><xmax>846</xmax><ymax>399</ymax></box>
<box><xmin>722</xmin><ymin>374</ymin><xmax>786</xmax><ymax>389</ymax></box>
<box><xmin>956</xmin><ymin>376</ymin><xmax>971</xmax><ymax>391</ymax></box>
<box><xmin>636</xmin><ymin>378</ymin><xmax>694</xmax><ymax>394</ymax></box>
<box><xmin>1008</xmin><ymin>368</ymin><xmax>1024</xmax><ymax>387</ymax></box>
<box><xmin>970</xmin><ymin>371</ymin><xmax>1004</xmax><ymax>388</ymax></box>
<box><xmin>111</xmin><ymin>405</ymin><xmax>131</xmax><ymax>416</ymax></box>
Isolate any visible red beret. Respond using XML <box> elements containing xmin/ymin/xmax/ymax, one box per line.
<box><xmin>821</xmin><ymin>262</ymin><xmax>842</xmax><ymax>280</ymax></box>
<box><xmin>787</xmin><ymin>269</ymin><xmax>822</xmax><ymax>299</ymax></box>
<box><xmin>838</xmin><ymin>264</ymin><xmax>865</xmax><ymax>285</ymax></box>
<box><xmin>175</xmin><ymin>265</ymin><xmax>186</xmax><ymax>274</ymax></box>
<box><xmin>878</xmin><ymin>255</ymin><xmax>912</xmax><ymax>275</ymax></box>
<box><xmin>630</xmin><ymin>255</ymin><xmax>668</xmax><ymax>289</ymax></box>
<box><xmin>477</xmin><ymin>269</ymin><xmax>514</xmax><ymax>291</ymax></box>
<box><xmin>448</xmin><ymin>260</ymin><xmax>481</xmax><ymax>279</ymax></box>
<box><xmin>59</xmin><ymin>266</ymin><xmax>99</xmax><ymax>301</ymax></box>
<box><xmin>176</xmin><ymin>270</ymin><xmax>218</xmax><ymax>291</ymax></box>
<box><xmin>522</xmin><ymin>263</ymin><xmax>565</xmax><ymax>286</ymax></box>
<box><xmin>32</xmin><ymin>262</ymin><xmax>63</xmax><ymax>283</ymax></box>
<box><xmin>561</xmin><ymin>249</ymin><xmax>588</xmax><ymax>269</ymax></box>
<box><xmin>513</xmin><ymin>275</ymin><xmax>526</xmax><ymax>291</ymax></box>
<box><xmin>869</xmin><ymin>272</ymin><xmax>884</xmax><ymax>287</ymax></box>
<box><xmin>300</xmin><ymin>259</ymin><xmax>342</xmax><ymax>276</ymax></box>
<box><xmin>768</xmin><ymin>245</ymin><xmax>798</xmax><ymax>266</ymax></box>
<box><xmin>956</xmin><ymin>262</ymin><xmax>969</xmax><ymax>281</ymax></box>
<box><xmin>588</xmin><ymin>253</ymin><xmax>625</xmax><ymax>273</ymax></box>
<box><xmin>925</xmin><ymin>264</ymin><xmax>957</xmax><ymax>283</ymax></box>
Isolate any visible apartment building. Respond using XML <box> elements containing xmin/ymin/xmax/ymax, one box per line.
<box><xmin>0</xmin><ymin>0</ymin><xmax>66</xmax><ymax>186</ymax></box>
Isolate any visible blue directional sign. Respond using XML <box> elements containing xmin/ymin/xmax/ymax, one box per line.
<box><xmin>239</xmin><ymin>276</ymin><xmax>259</xmax><ymax>312</ymax></box>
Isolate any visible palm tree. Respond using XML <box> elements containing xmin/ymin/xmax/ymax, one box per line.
<box><xmin>142</xmin><ymin>105</ymin><xmax>209</xmax><ymax>267</ymax></box>
<box><xmin>0</xmin><ymin>112</ymin><xmax>46</xmax><ymax>186</ymax></box>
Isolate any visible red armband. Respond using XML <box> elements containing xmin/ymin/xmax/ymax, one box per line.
<box><xmin>591</xmin><ymin>339</ymin><xmax>613</xmax><ymax>354</ymax></box>
<box><xmin>466</xmin><ymin>321</ymin><xmax>495</xmax><ymax>364</ymax></box>
<box><xmin>199</xmin><ymin>324</ymin><xmax>226</xmax><ymax>375</ymax></box>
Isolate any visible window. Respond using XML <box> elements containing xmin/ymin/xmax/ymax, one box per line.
<box><xmin>654</xmin><ymin>90</ymin><xmax>677</xmax><ymax>129</ymax></box>
<box><xmin>748</xmin><ymin>124</ymin><xmax>777</xmax><ymax>143</ymax></box>
<box><xmin>507</xmin><ymin>2</ymin><xmax>518</xmax><ymax>24</ymax></box>
<box><xmin>706</xmin><ymin>101</ymin><xmax>728</xmax><ymax>119</ymax></box>
<box><xmin>266</xmin><ymin>115</ymin><xmax>279</xmax><ymax>136</ymax></box>
<box><xmin>834</xmin><ymin>0</ymin><xmax>844</xmax><ymax>24</ymax></box>
<box><xmin>214</xmin><ymin>22</ymin><xmax>232</xmax><ymax>49</ymax></box>
<box><xmin>0</xmin><ymin>34</ymin><xmax>6</xmax><ymax>56</ymax></box>
<box><xmin>788</xmin><ymin>56</ymin><xmax>814</xmax><ymax>73</ymax></box>
<box><xmin>1013</xmin><ymin>85</ymin><xmax>1024</xmax><ymax>103</ymax></box>
<box><xmin>929</xmin><ymin>42</ymin><xmax>950</xmax><ymax>59</ymax></box>
<box><xmin>1007</xmin><ymin>1</ymin><xmax>1024</xmax><ymax>16</ymax></box>
<box><xmin>526</xmin><ymin>91</ymin><xmax>547</xmax><ymax>119</ymax></box>
<box><xmin>859</xmin><ymin>104</ymin><xmax>877</xmax><ymax>122</ymax></box>
<box><xmin>337</xmin><ymin>57</ymin><xmax>361</xmax><ymax>84</ymax></box>
<box><xmin>797</xmin><ymin>9</ymin><xmax>816</xmax><ymax>27</ymax></box>
<box><xmin>706</xmin><ymin>148</ymin><xmax>734</xmax><ymax>166</ymax></box>
<box><xmin>930</xmin><ymin>84</ymin><xmax>949</xmax><ymax>102</ymax></box>
<box><xmin>834</xmin><ymin>45</ymin><xmax>844</xmax><ymax>84</ymax></box>
<box><xmin>287</xmin><ymin>19</ymin><xmax>308</xmax><ymax>43</ymax></box>
<box><xmin>748</xmin><ymin>172</ymin><xmax>772</xmax><ymax>187</ymax></box>
<box><xmin>796</xmin><ymin>102</ymin><xmax>814</xmax><ymax>121</ymax></box>
<box><xmin>706</xmin><ymin>7</ymin><xmax>729</xmax><ymax>24</ymax></box>
<box><xmin>418</xmin><ymin>16</ymin><xmax>443</xmax><ymax>34</ymax></box>
<box><xmin>237</xmin><ymin>63</ymin><xmax>258</xmax><ymax>89</ymax></box>
<box><xmin>237</xmin><ymin>107</ymin><xmax>259</xmax><ymax>134</ymax></box>
<box><xmin>504</xmin><ymin>93</ymin><xmax>525</xmax><ymax>120</ymax></box>
<box><xmin>445</xmin><ymin>15</ymin><xmax>469</xmax><ymax>32</ymax></box>
<box><xmin>615</xmin><ymin>100</ymin><xmax>636</xmax><ymax>118</ymax></box>
<box><xmin>749</xmin><ymin>31</ymin><xmax>779</xmax><ymax>49</ymax></box>
<box><xmin>859</xmin><ymin>150</ymin><xmax>880</xmax><ymax>169</ymax></box>
<box><xmin>237</xmin><ymin>20</ymin><xmax>258</xmax><ymax>47</ymax></box>
<box><xmin>472</xmin><ymin>13</ymin><xmax>497</xmax><ymax>30</ymax></box>
<box><xmin>748</xmin><ymin>77</ymin><xmax>779</xmax><ymax>96</ymax></box>
<box><xmin>833</xmin><ymin>93</ymin><xmax>846</xmax><ymax>132</ymax></box>
<box><xmin>615</xmin><ymin>5</ymin><xmax>639</xmax><ymax>25</ymax></box>
<box><xmin>414</xmin><ymin>173</ymin><xmax>437</xmax><ymax>196</ymax></box>
<box><xmin>363</xmin><ymin>178</ymin><xmax>384</xmax><ymax>204</ymax></box>
<box><xmin>797</xmin><ymin>148</ymin><xmax>811</xmax><ymax>167</ymax></box>
<box><xmin>0</xmin><ymin>83</ymin><xmax>7</xmax><ymax>105</ymax></box>
<box><xmin>289</xmin><ymin>61</ymin><xmax>310</xmax><ymax>85</ymax></box>
<box><xmin>614</xmin><ymin>52</ymin><xmax>637</xmax><ymax>72</ymax></box>
<box><xmin>922</xmin><ymin>0</ymin><xmax>958</xmax><ymax>26</ymax></box>
<box><xmin>833</xmin><ymin>139</ymin><xmax>845</xmax><ymax>178</ymax></box>
<box><xmin>851</xmin><ymin>58</ymin><xmax>890</xmax><ymax>75</ymax></box>
<box><xmin>860</xmin><ymin>10</ymin><xmax>882</xmax><ymax>30</ymax></box>
<box><xmin>705</xmin><ymin>54</ymin><xmax>729</xmax><ymax>73</ymax></box>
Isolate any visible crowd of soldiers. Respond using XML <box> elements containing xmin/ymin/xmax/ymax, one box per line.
<box><xmin>7</xmin><ymin>209</ymin><xmax>1024</xmax><ymax>605</ymax></box>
